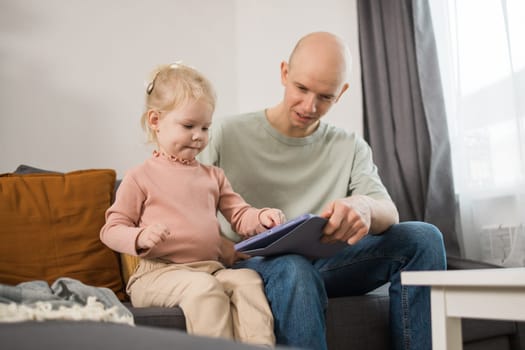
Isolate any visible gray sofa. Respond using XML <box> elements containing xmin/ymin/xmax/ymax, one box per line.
<box><xmin>3</xmin><ymin>165</ymin><xmax>525</xmax><ymax>350</ymax></box>
<box><xmin>1</xmin><ymin>166</ymin><xmax>299</xmax><ymax>350</ymax></box>
<box><xmin>127</xmin><ymin>257</ymin><xmax>525</xmax><ymax>350</ymax></box>
<box><xmin>1</xmin><ymin>321</ymin><xmax>299</xmax><ymax>350</ymax></box>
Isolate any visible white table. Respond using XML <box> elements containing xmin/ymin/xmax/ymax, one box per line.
<box><xmin>401</xmin><ymin>268</ymin><xmax>525</xmax><ymax>350</ymax></box>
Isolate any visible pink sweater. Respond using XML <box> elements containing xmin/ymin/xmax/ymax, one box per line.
<box><xmin>100</xmin><ymin>155</ymin><xmax>268</xmax><ymax>263</ymax></box>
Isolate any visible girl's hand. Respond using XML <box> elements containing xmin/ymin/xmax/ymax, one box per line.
<box><xmin>260</xmin><ymin>209</ymin><xmax>286</xmax><ymax>230</ymax></box>
<box><xmin>136</xmin><ymin>223</ymin><xmax>170</xmax><ymax>251</ymax></box>
<box><xmin>218</xmin><ymin>236</ymin><xmax>251</xmax><ymax>267</ymax></box>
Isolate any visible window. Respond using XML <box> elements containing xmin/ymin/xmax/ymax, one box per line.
<box><xmin>430</xmin><ymin>0</ymin><xmax>525</xmax><ymax>266</ymax></box>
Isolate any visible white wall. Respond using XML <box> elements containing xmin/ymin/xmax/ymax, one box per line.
<box><xmin>235</xmin><ymin>0</ymin><xmax>362</xmax><ymax>130</ymax></box>
<box><xmin>0</xmin><ymin>0</ymin><xmax>361</xmax><ymax>178</ymax></box>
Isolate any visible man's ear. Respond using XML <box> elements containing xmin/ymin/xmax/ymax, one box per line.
<box><xmin>335</xmin><ymin>83</ymin><xmax>349</xmax><ymax>103</ymax></box>
<box><xmin>280</xmin><ymin>61</ymin><xmax>289</xmax><ymax>86</ymax></box>
<box><xmin>147</xmin><ymin>110</ymin><xmax>161</xmax><ymax>130</ymax></box>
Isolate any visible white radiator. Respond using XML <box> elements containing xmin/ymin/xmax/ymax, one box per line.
<box><xmin>480</xmin><ymin>224</ymin><xmax>525</xmax><ymax>267</ymax></box>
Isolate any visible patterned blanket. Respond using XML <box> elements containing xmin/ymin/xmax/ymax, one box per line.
<box><xmin>0</xmin><ymin>277</ymin><xmax>133</xmax><ymax>325</ymax></box>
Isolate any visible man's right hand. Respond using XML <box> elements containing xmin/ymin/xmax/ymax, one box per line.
<box><xmin>219</xmin><ymin>236</ymin><xmax>250</xmax><ymax>267</ymax></box>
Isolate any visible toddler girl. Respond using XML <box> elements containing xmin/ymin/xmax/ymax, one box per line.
<box><xmin>100</xmin><ymin>63</ymin><xmax>283</xmax><ymax>346</ymax></box>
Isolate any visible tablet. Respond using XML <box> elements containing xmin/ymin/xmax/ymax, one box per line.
<box><xmin>234</xmin><ymin>213</ymin><xmax>315</xmax><ymax>251</ymax></box>
<box><xmin>234</xmin><ymin>213</ymin><xmax>347</xmax><ymax>259</ymax></box>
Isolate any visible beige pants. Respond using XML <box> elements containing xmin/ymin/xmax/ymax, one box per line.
<box><xmin>127</xmin><ymin>259</ymin><xmax>275</xmax><ymax>346</ymax></box>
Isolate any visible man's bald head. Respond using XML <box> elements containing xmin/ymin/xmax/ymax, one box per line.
<box><xmin>288</xmin><ymin>31</ymin><xmax>352</xmax><ymax>85</ymax></box>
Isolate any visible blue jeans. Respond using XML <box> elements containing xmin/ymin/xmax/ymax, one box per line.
<box><xmin>234</xmin><ymin>221</ymin><xmax>446</xmax><ymax>350</ymax></box>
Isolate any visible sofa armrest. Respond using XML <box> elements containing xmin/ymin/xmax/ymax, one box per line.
<box><xmin>509</xmin><ymin>321</ymin><xmax>525</xmax><ymax>350</ymax></box>
<box><xmin>446</xmin><ymin>255</ymin><xmax>503</xmax><ymax>270</ymax></box>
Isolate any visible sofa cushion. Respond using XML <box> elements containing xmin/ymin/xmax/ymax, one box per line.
<box><xmin>13</xmin><ymin>164</ymin><xmax>58</xmax><ymax>175</ymax></box>
<box><xmin>0</xmin><ymin>169</ymin><xmax>126</xmax><ymax>300</ymax></box>
<box><xmin>124</xmin><ymin>302</ymin><xmax>187</xmax><ymax>330</ymax></box>
<box><xmin>0</xmin><ymin>321</ymin><xmax>282</xmax><ymax>350</ymax></box>
<box><xmin>462</xmin><ymin>318</ymin><xmax>517</xmax><ymax>343</ymax></box>
<box><xmin>326</xmin><ymin>294</ymin><xmax>390</xmax><ymax>350</ymax></box>
<box><xmin>464</xmin><ymin>336</ymin><xmax>511</xmax><ymax>350</ymax></box>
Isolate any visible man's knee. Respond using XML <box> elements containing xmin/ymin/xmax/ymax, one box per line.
<box><xmin>265</xmin><ymin>255</ymin><xmax>327</xmax><ymax>302</ymax></box>
<box><xmin>389</xmin><ymin>222</ymin><xmax>446</xmax><ymax>269</ymax></box>
<box><xmin>269</xmin><ymin>255</ymin><xmax>321</xmax><ymax>281</ymax></box>
<box><xmin>389</xmin><ymin>221</ymin><xmax>443</xmax><ymax>244</ymax></box>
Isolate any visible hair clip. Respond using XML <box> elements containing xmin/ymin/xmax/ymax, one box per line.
<box><xmin>146</xmin><ymin>82</ymin><xmax>154</xmax><ymax>95</ymax></box>
<box><xmin>146</xmin><ymin>70</ymin><xmax>161</xmax><ymax>95</ymax></box>
<box><xmin>146</xmin><ymin>61</ymin><xmax>185</xmax><ymax>95</ymax></box>
<box><xmin>170</xmin><ymin>61</ymin><xmax>184</xmax><ymax>69</ymax></box>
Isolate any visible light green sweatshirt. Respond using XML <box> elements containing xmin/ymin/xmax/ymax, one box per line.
<box><xmin>199</xmin><ymin>110</ymin><xmax>391</xmax><ymax>240</ymax></box>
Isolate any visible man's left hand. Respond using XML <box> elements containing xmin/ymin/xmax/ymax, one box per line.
<box><xmin>320</xmin><ymin>195</ymin><xmax>372</xmax><ymax>245</ymax></box>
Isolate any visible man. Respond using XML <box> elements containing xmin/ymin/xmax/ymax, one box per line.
<box><xmin>200</xmin><ymin>31</ymin><xmax>446</xmax><ymax>350</ymax></box>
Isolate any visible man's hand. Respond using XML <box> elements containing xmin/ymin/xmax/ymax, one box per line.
<box><xmin>320</xmin><ymin>196</ymin><xmax>372</xmax><ymax>245</ymax></box>
<box><xmin>219</xmin><ymin>236</ymin><xmax>251</xmax><ymax>267</ymax></box>
<box><xmin>320</xmin><ymin>195</ymin><xmax>399</xmax><ymax>245</ymax></box>
<box><xmin>136</xmin><ymin>223</ymin><xmax>170</xmax><ymax>251</ymax></box>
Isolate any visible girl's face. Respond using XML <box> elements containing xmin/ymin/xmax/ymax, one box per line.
<box><xmin>149</xmin><ymin>99</ymin><xmax>213</xmax><ymax>161</ymax></box>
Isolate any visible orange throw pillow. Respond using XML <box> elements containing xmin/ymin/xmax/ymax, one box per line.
<box><xmin>120</xmin><ymin>254</ymin><xmax>141</xmax><ymax>285</ymax></box>
<box><xmin>0</xmin><ymin>169</ymin><xmax>126</xmax><ymax>300</ymax></box>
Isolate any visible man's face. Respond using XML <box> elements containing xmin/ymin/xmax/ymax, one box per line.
<box><xmin>280</xmin><ymin>59</ymin><xmax>347</xmax><ymax>137</ymax></box>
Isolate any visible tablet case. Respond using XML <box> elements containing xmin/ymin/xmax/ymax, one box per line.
<box><xmin>234</xmin><ymin>214</ymin><xmax>347</xmax><ymax>259</ymax></box>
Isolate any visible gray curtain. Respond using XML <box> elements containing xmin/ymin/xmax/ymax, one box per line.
<box><xmin>357</xmin><ymin>0</ymin><xmax>460</xmax><ymax>256</ymax></box>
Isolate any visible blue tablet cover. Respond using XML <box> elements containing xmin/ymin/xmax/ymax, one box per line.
<box><xmin>234</xmin><ymin>214</ymin><xmax>347</xmax><ymax>259</ymax></box>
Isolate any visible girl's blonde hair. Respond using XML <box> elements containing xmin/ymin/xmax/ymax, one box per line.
<box><xmin>141</xmin><ymin>63</ymin><xmax>216</xmax><ymax>143</ymax></box>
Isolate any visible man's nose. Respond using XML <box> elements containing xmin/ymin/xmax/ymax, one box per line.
<box><xmin>303</xmin><ymin>93</ymin><xmax>317</xmax><ymax>113</ymax></box>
